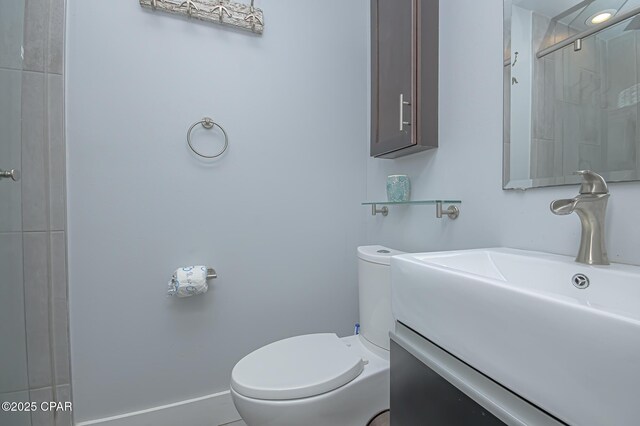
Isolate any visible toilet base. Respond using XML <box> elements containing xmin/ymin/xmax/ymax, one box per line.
<box><xmin>231</xmin><ymin>335</ymin><xmax>389</xmax><ymax>426</ymax></box>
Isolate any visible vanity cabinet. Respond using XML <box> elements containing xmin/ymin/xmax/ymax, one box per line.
<box><xmin>390</xmin><ymin>340</ymin><xmax>505</xmax><ymax>425</ymax></box>
<box><xmin>370</xmin><ymin>0</ymin><xmax>438</xmax><ymax>158</ymax></box>
<box><xmin>390</xmin><ymin>323</ymin><xmax>565</xmax><ymax>426</ymax></box>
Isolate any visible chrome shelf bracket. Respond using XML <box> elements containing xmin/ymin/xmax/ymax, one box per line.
<box><xmin>371</xmin><ymin>204</ymin><xmax>389</xmax><ymax>217</ymax></box>
<box><xmin>436</xmin><ymin>201</ymin><xmax>460</xmax><ymax>220</ymax></box>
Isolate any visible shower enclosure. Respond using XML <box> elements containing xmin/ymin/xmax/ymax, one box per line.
<box><xmin>505</xmin><ymin>0</ymin><xmax>640</xmax><ymax>189</ymax></box>
<box><xmin>0</xmin><ymin>0</ymin><xmax>71</xmax><ymax>425</ymax></box>
<box><xmin>1</xmin><ymin>1</ymin><xmax>29</xmax><ymax>424</ymax></box>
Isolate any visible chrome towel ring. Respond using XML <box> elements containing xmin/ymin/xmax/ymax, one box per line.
<box><xmin>187</xmin><ymin>117</ymin><xmax>229</xmax><ymax>159</ymax></box>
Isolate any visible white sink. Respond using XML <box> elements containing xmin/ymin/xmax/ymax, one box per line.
<box><xmin>391</xmin><ymin>248</ymin><xmax>640</xmax><ymax>426</ymax></box>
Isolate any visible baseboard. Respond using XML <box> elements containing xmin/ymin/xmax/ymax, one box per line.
<box><xmin>75</xmin><ymin>390</ymin><xmax>241</xmax><ymax>426</ymax></box>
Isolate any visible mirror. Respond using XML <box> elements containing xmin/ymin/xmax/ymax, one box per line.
<box><xmin>504</xmin><ymin>0</ymin><xmax>640</xmax><ymax>189</ymax></box>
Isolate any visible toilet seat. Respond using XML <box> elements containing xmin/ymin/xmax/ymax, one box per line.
<box><xmin>231</xmin><ymin>334</ymin><xmax>365</xmax><ymax>400</ymax></box>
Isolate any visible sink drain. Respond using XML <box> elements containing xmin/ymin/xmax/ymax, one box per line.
<box><xmin>572</xmin><ymin>274</ymin><xmax>590</xmax><ymax>289</ymax></box>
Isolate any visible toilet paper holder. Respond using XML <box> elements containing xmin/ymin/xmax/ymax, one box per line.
<box><xmin>206</xmin><ymin>267</ymin><xmax>217</xmax><ymax>280</ymax></box>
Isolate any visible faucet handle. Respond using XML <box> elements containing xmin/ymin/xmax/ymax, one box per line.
<box><xmin>575</xmin><ymin>170</ymin><xmax>608</xmax><ymax>194</ymax></box>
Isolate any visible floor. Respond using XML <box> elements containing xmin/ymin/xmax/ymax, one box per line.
<box><xmin>220</xmin><ymin>421</ymin><xmax>246</xmax><ymax>426</ymax></box>
<box><xmin>369</xmin><ymin>410</ymin><xmax>390</xmax><ymax>426</ymax></box>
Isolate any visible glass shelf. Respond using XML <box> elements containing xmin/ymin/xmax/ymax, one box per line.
<box><xmin>362</xmin><ymin>200</ymin><xmax>462</xmax><ymax>219</ymax></box>
<box><xmin>362</xmin><ymin>200</ymin><xmax>461</xmax><ymax>206</ymax></box>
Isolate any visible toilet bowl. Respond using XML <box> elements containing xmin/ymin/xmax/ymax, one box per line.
<box><xmin>231</xmin><ymin>334</ymin><xmax>389</xmax><ymax>426</ymax></box>
<box><xmin>230</xmin><ymin>246</ymin><xmax>403</xmax><ymax>426</ymax></box>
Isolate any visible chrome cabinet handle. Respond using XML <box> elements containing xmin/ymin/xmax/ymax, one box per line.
<box><xmin>0</xmin><ymin>169</ymin><xmax>21</xmax><ymax>182</ymax></box>
<box><xmin>399</xmin><ymin>93</ymin><xmax>411</xmax><ymax>131</ymax></box>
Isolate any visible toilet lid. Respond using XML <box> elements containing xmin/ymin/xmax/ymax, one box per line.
<box><xmin>231</xmin><ymin>333</ymin><xmax>365</xmax><ymax>400</ymax></box>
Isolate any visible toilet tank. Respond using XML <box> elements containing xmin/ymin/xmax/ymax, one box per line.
<box><xmin>357</xmin><ymin>246</ymin><xmax>405</xmax><ymax>351</ymax></box>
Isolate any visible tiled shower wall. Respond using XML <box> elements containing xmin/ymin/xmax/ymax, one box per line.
<box><xmin>7</xmin><ymin>0</ymin><xmax>70</xmax><ymax>425</ymax></box>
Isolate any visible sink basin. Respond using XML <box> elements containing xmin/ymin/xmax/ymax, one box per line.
<box><xmin>391</xmin><ymin>248</ymin><xmax>640</xmax><ymax>426</ymax></box>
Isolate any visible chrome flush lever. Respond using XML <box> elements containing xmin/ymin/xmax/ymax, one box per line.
<box><xmin>0</xmin><ymin>169</ymin><xmax>20</xmax><ymax>182</ymax></box>
<box><xmin>399</xmin><ymin>93</ymin><xmax>411</xmax><ymax>131</ymax></box>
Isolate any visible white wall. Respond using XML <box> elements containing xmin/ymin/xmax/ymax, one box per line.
<box><xmin>366</xmin><ymin>0</ymin><xmax>640</xmax><ymax>266</ymax></box>
<box><xmin>68</xmin><ymin>0</ymin><xmax>640</xmax><ymax>422</ymax></box>
<box><xmin>66</xmin><ymin>0</ymin><xmax>367</xmax><ymax>422</ymax></box>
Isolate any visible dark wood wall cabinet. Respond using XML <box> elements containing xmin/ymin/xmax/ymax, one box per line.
<box><xmin>370</xmin><ymin>0</ymin><xmax>439</xmax><ymax>158</ymax></box>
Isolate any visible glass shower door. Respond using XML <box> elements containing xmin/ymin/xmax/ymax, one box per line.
<box><xmin>0</xmin><ymin>0</ymin><xmax>31</xmax><ymax>425</ymax></box>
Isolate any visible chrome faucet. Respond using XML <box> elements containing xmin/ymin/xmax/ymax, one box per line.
<box><xmin>550</xmin><ymin>170</ymin><xmax>610</xmax><ymax>265</ymax></box>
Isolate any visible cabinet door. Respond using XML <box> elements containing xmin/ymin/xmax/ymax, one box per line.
<box><xmin>371</xmin><ymin>0</ymin><xmax>415</xmax><ymax>157</ymax></box>
<box><xmin>391</xmin><ymin>340</ymin><xmax>506</xmax><ymax>425</ymax></box>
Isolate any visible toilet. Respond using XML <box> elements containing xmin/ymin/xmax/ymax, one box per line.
<box><xmin>230</xmin><ymin>246</ymin><xmax>403</xmax><ymax>426</ymax></box>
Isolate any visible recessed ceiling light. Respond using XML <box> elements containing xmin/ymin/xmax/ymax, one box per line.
<box><xmin>591</xmin><ymin>12</ymin><xmax>612</xmax><ymax>24</ymax></box>
<box><xmin>586</xmin><ymin>9</ymin><xmax>617</xmax><ymax>25</ymax></box>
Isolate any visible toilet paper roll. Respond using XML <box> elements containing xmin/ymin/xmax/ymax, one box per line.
<box><xmin>167</xmin><ymin>266</ymin><xmax>209</xmax><ymax>298</ymax></box>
